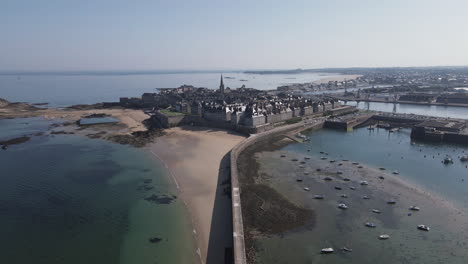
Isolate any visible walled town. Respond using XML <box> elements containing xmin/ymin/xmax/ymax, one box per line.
<box><xmin>119</xmin><ymin>75</ymin><xmax>355</xmax><ymax>133</ymax></box>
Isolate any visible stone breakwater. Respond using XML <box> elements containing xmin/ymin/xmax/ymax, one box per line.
<box><xmin>229</xmin><ymin>119</ymin><xmax>325</xmax><ymax>264</ymax></box>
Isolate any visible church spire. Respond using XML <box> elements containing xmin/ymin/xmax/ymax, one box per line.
<box><xmin>220</xmin><ymin>74</ymin><xmax>224</xmax><ymax>89</ymax></box>
<box><xmin>219</xmin><ymin>74</ymin><xmax>225</xmax><ymax>100</ymax></box>
<box><xmin>219</xmin><ymin>74</ymin><xmax>225</xmax><ymax>93</ymax></box>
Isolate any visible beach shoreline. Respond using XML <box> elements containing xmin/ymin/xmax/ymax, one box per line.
<box><xmin>148</xmin><ymin>126</ymin><xmax>246</xmax><ymax>264</ymax></box>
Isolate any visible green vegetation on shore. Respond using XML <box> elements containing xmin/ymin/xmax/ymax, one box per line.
<box><xmin>160</xmin><ymin>109</ymin><xmax>188</xmax><ymax>117</ymax></box>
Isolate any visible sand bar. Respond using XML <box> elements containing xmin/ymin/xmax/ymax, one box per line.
<box><xmin>149</xmin><ymin>126</ymin><xmax>245</xmax><ymax>264</ymax></box>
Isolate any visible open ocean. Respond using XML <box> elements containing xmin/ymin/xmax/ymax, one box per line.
<box><xmin>0</xmin><ymin>71</ymin><xmax>337</xmax><ymax>107</ymax></box>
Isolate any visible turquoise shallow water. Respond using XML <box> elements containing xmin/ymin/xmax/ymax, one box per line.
<box><xmin>252</xmin><ymin>127</ymin><xmax>468</xmax><ymax>264</ymax></box>
<box><xmin>0</xmin><ymin>118</ymin><xmax>198</xmax><ymax>264</ymax></box>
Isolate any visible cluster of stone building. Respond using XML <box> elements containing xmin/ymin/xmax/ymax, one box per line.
<box><xmin>119</xmin><ymin>75</ymin><xmax>346</xmax><ymax>131</ymax></box>
<box><xmin>277</xmin><ymin>79</ymin><xmax>359</xmax><ymax>93</ymax></box>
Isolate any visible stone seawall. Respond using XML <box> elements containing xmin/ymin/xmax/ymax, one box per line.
<box><xmin>230</xmin><ymin>120</ymin><xmax>325</xmax><ymax>264</ymax></box>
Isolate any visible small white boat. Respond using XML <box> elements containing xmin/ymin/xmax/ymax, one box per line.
<box><xmin>365</xmin><ymin>222</ymin><xmax>376</xmax><ymax>228</ymax></box>
<box><xmin>379</xmin><ymin>234</ymin><xmax>390</xmax><ymax>240</ymax></box>
<box><xmin>340</xmin><ymin>194</ymin><xmax>348</xmax><ymax>198</ymax></box>
<box><xmin>461</xmin><ymin>155</ymin><xmax>468</xmax><ymax>162</ymax></box>
<box><xmin>338</xmin><ymin>203</ymin><xmax>348</xmax><ymax>210</ymax></box>
<box><xmin>417</xmin><ymin>225</ymin><xmax>430</xmax><ymax>231</ymax></box>
<box><xmin>392</xmin><ymin>170</ymin><xmax>399</xmax><ymax>175</ymax></box>
<box><xmin>304</xmin><ymin>187</ymin><xmax>310</xmax><ymax>191</ymax></box>
<box><xmin>360</xmin><ymin>181</ymin><xmax>369</xmax><ymax>185</ymax></box>
<box><xmin>409</xmin><ymin>206</ymin><xmax>420</xmax><ymax>211</ymax></box>
<box><xmin>372</xmin><ymin>209</ymin><xmax>381</xmax><ymax>214</ymax></box>
<box><xmin>314</xmin><ymin>195</ymin><xmax>325</xmax><ymax>199</ymax></box>
<box><xmin>362</xmin><ymin>196</ymin><xmax>370</xmax><ymax>200</ymax></box>
<box><xmin>321</xmin><ymin>247</ymin><xmax>334</xmax><ymax>254</ymax></box>
<box><xmin>350</xmin><ymin>186</ymin><xmax>356</xmax><ymax>190</ymax></box>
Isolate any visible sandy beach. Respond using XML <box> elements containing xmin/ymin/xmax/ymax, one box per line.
<box><xmin>0</xmin><ymin>105</ymin><xmax>149</xmax><ymax>134</ymax></box>
<box><xmin>149</xmin><ymin>126</ymin><xmax>245</xmax><ymax>264</ymax></box>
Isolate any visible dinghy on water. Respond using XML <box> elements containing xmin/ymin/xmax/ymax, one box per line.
<box><xmin>321</xmin><ymin>248</ymin><xmax>334</xmax><ymax>254</ymax></box>
<box><xmin>342</xmin><ymin>247</ymin><xmax>353</xmax><ymax>252</ymax></box>
<box><xmin>360</xmin><ymin>181</ymin><xmax>369</xmax><ymax>185</ymax></box>
<box><xmin>372</xmin><ymin>209</ymin><xmax>381</xmax><ymax>214</ymax></box>
<box><xmin>443</xmin><ymin>157</ymin><xmax>453</xmax><ymax>164</ymax></box>
<box><xmin>417</xmin><ymin>225</ymin><xmax>430</xmax><ymax>231</ymax></box>
<box><xmin>409</xmin><ymin>206</ymin><xmax>420</xmax><ymax>211</ymax></box>
<box><xmin>379</xmin><ymin>234</ymin><xmax>390</xmax><ymax>240</ymax></box>
<box><xmin>338</xmin><ymin>203</ymin><xmax>348</xmax><ymax>210</ymax></box>
<box><xmin>365</xmin><ymin>222</ymin><xmax>376</xmax><ymax>228</ymax></box>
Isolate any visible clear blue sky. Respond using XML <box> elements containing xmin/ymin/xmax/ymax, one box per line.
<box><xmin>2</xmin><ymin>0</ymin><xmax>468</xmax><ymax>71</ymax></box>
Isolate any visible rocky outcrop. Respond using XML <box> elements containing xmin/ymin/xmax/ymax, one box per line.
<box><xmin>0</xmin><ymin>136</ymin><xmax>30</xmax><ymax>150</ymax></box>
<box><xmin>0</xmin><ymin>98</ymin><xmax>9</xmax><ymax>108</ymax></box>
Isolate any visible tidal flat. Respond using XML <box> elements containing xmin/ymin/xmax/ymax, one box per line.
<box><xmin>240</xmin><ymin>128</ymin><xmax>468</xmax><ymax>264</ymax></box>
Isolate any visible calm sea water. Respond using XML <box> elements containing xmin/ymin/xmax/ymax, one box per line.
<box><xmin>345</xmin><ymin>101</ymin><xmax>468</xmax><ymax>119</ymax></box>
<box><xmin>291</xmin><ymin>128</ymin><xmax>468</xmax><ymax>210</ymax></box>
<box><xmin>0</xmin><ymin>118</ymin><xmax>198</xmax><ymax>264</ymax></box>
<box><xmin>253</xmin><ymin>127</ymin><xmax>468</xmax><ymax>264</ymax></box>
<box><xmin>0</xmin><ymin>72</ymin><xmax>336</xmax><ymax>107</ymax></box>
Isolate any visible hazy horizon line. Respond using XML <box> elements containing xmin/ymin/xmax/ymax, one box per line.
<box><xmin>1</xmin><ymin>65</ymin><xmax>468</xmax><ymax>76</ymax></box>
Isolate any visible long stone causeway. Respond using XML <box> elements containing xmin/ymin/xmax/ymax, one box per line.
<box><xmin>229</xmin><ymin>119</ymin><xmax>325</xmax><ymax>264</ymax></box>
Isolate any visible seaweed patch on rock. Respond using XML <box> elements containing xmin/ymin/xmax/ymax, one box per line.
<box><xmin>149</xmin><ymin>236</ymin><xmax>162</xmax><ymax>244</ymax></box>
<box><xmin>144</xmin><ymin>194</ymin><xmax>177</xmax><ymax>204</ymax></box>
<box><xmin>106</xmin><ymin>129</ymin><xmax>165</xmax><ymax>147</ymax></box>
